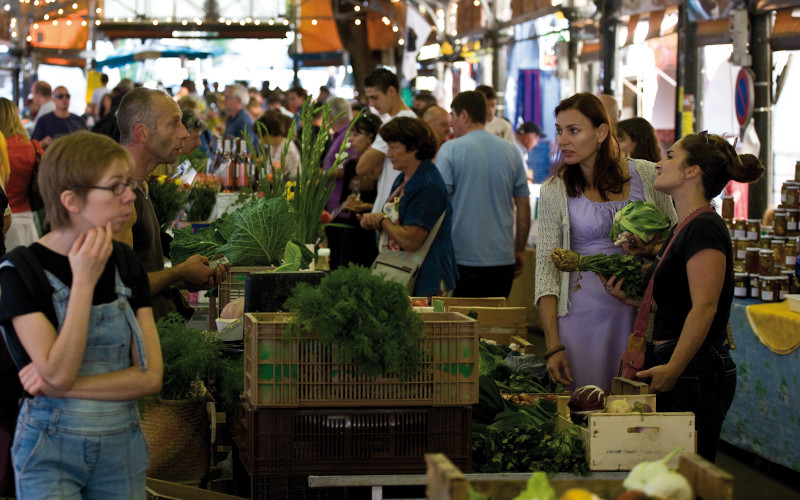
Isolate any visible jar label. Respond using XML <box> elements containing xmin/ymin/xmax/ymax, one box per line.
<box><xmin>761</xmin><ymin>291</ymin><xmax>774</xmax><ymax>301</ymax></box>
<box><xmin>734</xmin><ymin>230</ymin><xmax>746</xmax><ymax>239</ymax></box>
<box><xmin>789</xmin><ymin>221</ymin><xmax>798</xmax><ymax>231</ymax></box>
<box><xmin>789</xmin><ymin>256</ymin><xmax>798</xmax><ymax>266</ymax></box>
<box><xmin>751</xmin><ymin>288</ymin><xmax>760</xmax><ymax>298</ymax></box>
<box><xmin>747</xmin><ymin>231</ymin><xmax>759</xmax><ymax>241</ymax></box>
<box><xmin>780</xmin><ymin>290</ymin><xmax>787</xmax><ymax>300</ymax></box>
<box><xmin>734</xmin><ymin>286</ymin><xmax>748</xmax><ymax>297</ymax></box>
<box><xmin>737</xmin><ymin>249</ymin><xmax>747</xmax><ymax>260</ymax></box>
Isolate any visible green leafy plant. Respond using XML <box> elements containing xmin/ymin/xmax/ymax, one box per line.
<box><xmin>148</xmin><ymin>313</ymin><xmax>224</xmax><ymax>401</ymax></box>
<box><xmin>283</xmin><ymin>264</ymin><xmax>426</xmax><ymax>378</ymax></box>
<box><xmin>169</xmin><ymin>214</ymin><xmax>232</xmax><ymax>265</ymax></box>
<box><xmin>147</xmin><ymin>174</ymin><xmax>187</xmax><ymax>231</ymax></box>
<box><xmin>184</xmin><ymin>173</ymin><xmax>221</xmax><ymax>222</ymax></box>
<box><xmin>610</xmin><ymin>201</ymin><xmax>672</xmax><ymax>247</ymax></box>
<box><xmin>217</xmin><ymin>196</ymin><xmax>297</xmax><ymax>266</ymax></box>
<box><xmin>550</xmin><ymin>247</ymin><xmax>645</xmax><ymax>299</ymax></box>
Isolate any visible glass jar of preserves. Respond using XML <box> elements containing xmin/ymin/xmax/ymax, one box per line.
<box><xmin>760</xmin><ymin>276</ymin><xmax>779</xmax><ymax>303</ymax></box>
<box><xmin>750</xmin><ymin>274</ymin><xmax>761</xmax><ymax>299</ymax></box>
<box><xmin>759</xmin><ymin>249</ymin><xmax>775</xmax><ymax>276</ymax></box>
<box><xmin>724</xmin><ymin>218</ymin><xmax>735</xmax><ymax>239</ymax></box>
<box><xmin>733</xmin><ymin>272</ymin><xmax>749</xmax><ymax>298</ymax></box>
<box><xmin>733</xmin><ymin>219</ymin><xmax>747</xmax><ymax>239</ymax></box>
<box><xmin>721</xmin><ymin>196</ymin><xmax>735</xmax><ymax>219</ymax></box>
<box><xmin>787</xmin><ymin>209</ymin><xmax>799</xmax><ymax>234</ymax></box>
<box><xmin>787</xmin><ymin>182</ymin><xmax>800</xmax><ymax>208</ymax></box>
<box><xmin>760</xmin><ymin>235</ymin><xmax>773</xmax><ymax>249</ymax></box>
<box><xmin>770</xmin><ymin>238</ymin><xmax>787</xmax><ymax>270</ymax></box>
<box><xmin>782</xmin><ymin>183</ymin><xmax>790</xmax><ymax>205</ymax></box>
<box><xmin>746</xmin><ymin>219</ymin><xmax>761</xmax><ymax>241</ymax></box>
<box><xmin>745</xmin><ymin>247</ymin><xmax>761</xmax><ymax>274</ymax></box>
<box><xmin>736</xmin><ymin>238</ymin><xmax>748</xmax><ymax>261</ymax></box>
<box><xmin>777</xmin><ymin>275</ymin><xmax>790</xmax><ymax>300</ymax></box>
<box><xmin>774</xmin><ymin>211</ymin><xmax>788</xmax><ymax>237</ymax></box>
<box><xmin>787</xmin><ymin>236</ymin><xmax>800</xmax><ymax>266</ymax></box>
<box><xmin>783</xmin><ymin>269</ymin><xmax>798</xmax><ymax>295</ymax></box>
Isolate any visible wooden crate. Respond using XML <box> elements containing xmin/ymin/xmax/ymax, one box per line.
<box><xmin>555</xmin><ymin>390</ymin><xmax>698</xmax><ymax>471</ymax></box>
<box><xmin>434</xmin><ymin>297</ymin><xmax>507</xmax><ymax>308</ymax></box>
<box><xmin>244</xmin><ymin>311</ymin><xmax>478</xmax><ymax>407</ymax></box>
<box><xmin>425</xmin><ymin>452</ymin><xmax>733</xmax><ymax>500</ymax></box>
<box><xmin>145</xmin><ymin>478</ymin><xmax>243</xmax><ymax>500</ymax></box>
<box><xmin>447</xmin><ymin>306</ymin><xmax>528</xmax><ymax>349</ymax></box>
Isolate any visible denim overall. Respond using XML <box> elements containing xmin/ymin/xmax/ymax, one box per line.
<box><xmin>10</xmin><ymin>265</ymin><xmax>150</xmax><ymax>500</ymax></box>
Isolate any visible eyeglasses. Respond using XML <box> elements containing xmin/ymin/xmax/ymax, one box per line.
<box><xmin>69</xmin><ymin>178</ymin><xmax>137</xmax><ymax>196</ymax></box>
<box><xmin>54</xmin><ymin>93</ymin><xmax>71</xmax><ymax>99</ymax></box>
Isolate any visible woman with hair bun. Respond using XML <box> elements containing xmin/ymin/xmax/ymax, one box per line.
<box><xmin>603</xmin><ymin>131</ymin><xmax>765</xmax><ymax>462</ymax></box>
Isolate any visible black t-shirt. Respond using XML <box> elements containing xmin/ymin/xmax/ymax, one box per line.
<box><xmin>651</xmin><ymin>212</ymin><xmax>733</xmax><ymax>345</ymax></box>
<box><xmin>0</xmin><ymin>242</ymin><xmax>151</xmax><ymax>329</ymax></box>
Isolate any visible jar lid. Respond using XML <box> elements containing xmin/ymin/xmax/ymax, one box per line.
<box><xmin>774</xmin><ymin>211</ymin><xmax>788</xmax><ymax>216</ymax></box>
<box><xmin>747</xmin><ymin>219</ymin><xmax>761</xmax><ymax>223</ymax></box>
<box><xmin>746</xmin><ymin>247</ymin><xmax>761</xmax><ymax>251</ymax></box>
<box><xmin>771</xmin><ymin>237</ymin><xmax>786</xmax><ymax>242</ymax></box>
<box><xmin>734</xmin><ymin>272</ymin><xmax>749</xmax><ymax>277</ymax></box>
<box><xmin>759</xmin><ymin>249</ymin><xmax>774</xmax><ymax>254</ymax></box>
<box><xmin>781</xmin><ymin>269</ymin><xmax>795</xmax><ymax>275</ymax></box>
<box><xmin>761</xmin><ymin>276</ymin><xmax>779</xmax><ymax>281</ymax></box>
<box><xmin>777</xmin><ymin>275</ymin><xmax>790</xmax><ymax>281</ymax></box>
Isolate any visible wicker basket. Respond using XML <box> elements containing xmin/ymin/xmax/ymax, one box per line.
<box><xmin>140</xmin><ymin>395</ymin><xmax>210</xmax><ymax>482</ymax></box>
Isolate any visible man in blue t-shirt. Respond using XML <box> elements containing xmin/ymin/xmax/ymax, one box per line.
<box><xmin>223</xmin><ymin>83</ymin><xmax>257</xmax><ymax>150</ymax></box>
<box><xmin>31</xmin><ymin>86</ymin><xmax>87</xmax><ymax>149</ymax></box>
<box><xmin>434</xmin><ymin>91</ymin><xmax>531</xmax><ymax>298</ymax></box>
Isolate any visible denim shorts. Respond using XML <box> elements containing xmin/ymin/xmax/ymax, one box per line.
<box><xmin>646</xmin><ymin>339</ymin><xmax>736</xmax><ymax>462</ymax></box>
<box><xmin>13</xmin><ymin>398</ymin><xmax>149</xmax><ymax>500</ymax></box>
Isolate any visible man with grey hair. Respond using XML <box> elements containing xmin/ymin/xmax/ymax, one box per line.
<box><xmin>29</xmin><ymin>81</ymin><xmax>55</xmax><ymax>131</ymax></box>
<box><xmin>223</xmin><ymin>83</ymin><xmax>257</xmax><ymax>149</ymax></box>
<box><xmin>115</xmin><ymin>87</ymin><xmax>228</xmax><ymax>321</ymax></box>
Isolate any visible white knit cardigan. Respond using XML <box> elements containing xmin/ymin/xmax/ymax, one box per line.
<box><xmin>533</xmin><ymin>158</ymin><xmax>678</xmax><ymax>317</ymax></box>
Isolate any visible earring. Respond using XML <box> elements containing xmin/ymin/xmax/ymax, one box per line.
<box><xmin>596</xmin><ymin>142</ymin><xmax>601</xmax><ymax>152</ymax></box>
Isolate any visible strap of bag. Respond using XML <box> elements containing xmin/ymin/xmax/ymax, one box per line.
<box><xmin>632</xmin><ymin>206</ymin><xmax>716</xmax><ymax>337</ymax></box>
<box><xmin>413</xmin><ymin>211</ymin><xmax>446</xmax><ymax>261</ymax></box>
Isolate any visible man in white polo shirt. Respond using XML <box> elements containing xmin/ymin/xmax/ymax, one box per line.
<box><xmin>356</xmin><ymin>68</ymin><xmax>417</xmax><ymax>214</ymax></box>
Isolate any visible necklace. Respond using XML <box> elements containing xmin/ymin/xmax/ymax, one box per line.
<box><xmin>679</xmin><ymin>203</ymin><xmax>714</xmax><ymax>226</ymax></box>
<box><xmin>136</xmin><ymin>183</ymin><xmax>149</xmax><ymax>200</ymax></box>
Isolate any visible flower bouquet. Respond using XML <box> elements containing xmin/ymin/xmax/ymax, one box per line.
<box><xmin>147</xmin><ymin>174</ymin><xmax>187</xmax><ymax>230</ymax></box>
<box><xmin>185</xmin><ymin>173</ymin><xmax>221</xmax><ymax>222</ymax></box>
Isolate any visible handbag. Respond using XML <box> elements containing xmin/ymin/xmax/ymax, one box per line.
<box><xmin>27</xmin><ymin>140</ymin><xmax>44</xmax><ymax>212</ymax></box>
<box><xmin>619</xmin><ymin>206</ymin><xmax>716</xmax><ymax>382</ymax></box>
<box><xmin>371</xmin><ymin>211</ymin><xmax>446</xmax><ymax>294</ymax></box>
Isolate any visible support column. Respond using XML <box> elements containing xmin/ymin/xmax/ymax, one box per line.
<box><xmin>749</xmin><ymin>13</ymin><xmax>772</xmax><ymax>218</ymax></box>
<box><xmin>674</xmin><ymin>4</ymin><xmax>698</xmax><ymax>141</ymax></box>
<box><xmin>601</xmin><ymin>0</ymin><xmax>619</xmax><ymax>96</ymax></box>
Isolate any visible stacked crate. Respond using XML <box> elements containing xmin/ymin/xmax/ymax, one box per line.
<box><xmin>236</xmin><ymin>311</ymin><xmax>479</xmax><ymax>499</ymax></box>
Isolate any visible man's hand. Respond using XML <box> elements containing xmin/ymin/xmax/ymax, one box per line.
<box><xmin>513</xmin><ymin>249</ymin><xmax>525</xmax><ymax>278</ymax></box>
<box><xmin>176</xmin><ymin>254</ymin><xmax>229</xmax><ymax>291</ymax></box>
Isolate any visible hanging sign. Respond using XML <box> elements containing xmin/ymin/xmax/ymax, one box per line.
<box><xmin>734</xmin><ymin>67</ymin><xmax>754</xmax><ymax>129</ymax></box>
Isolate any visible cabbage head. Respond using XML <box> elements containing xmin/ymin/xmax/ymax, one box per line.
<box><xmin>610</xmin><ymin>201</ymin><xmax>672</xmax><ymax>246</ymax></box>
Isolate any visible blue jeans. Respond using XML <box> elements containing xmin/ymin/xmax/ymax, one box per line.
<box><xmin>647</xmin><ymin>339</ymin><xmax>737</xmax><ymax>462</ymax></box>
<box><xmin>13</xmin><ymin>398</ymin><xmax>149</xmax><ymax>500</ymax></box>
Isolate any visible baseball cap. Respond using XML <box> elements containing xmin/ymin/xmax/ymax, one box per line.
<box><xmin>517</xmin><ymin>122</ymin><xmax>545</xmax><ymax>137</ymax></box>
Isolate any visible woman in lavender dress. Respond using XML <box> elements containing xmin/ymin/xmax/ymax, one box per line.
<box><xmin>534</xmin><ymin>93</ymin><xmax>676</xmax><ymax>391</ymax></box>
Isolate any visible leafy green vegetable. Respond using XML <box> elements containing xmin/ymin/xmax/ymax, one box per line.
<box><xmin>550</xmin><ymin>247</ymin><xmax>645</xmax><ymax>299</ymax></box>
<box><xmin>170</xmin><ymin>214</ymin><xmax>231</xmax><ymax>265</ymax></box>
<box><xmin>217</xmin><ymin>197</ymin><xmax>297</xmax><ymax>266</ymax></box>
<box><xmin>479</xmin><ymin>343</ymin><xmax>513</xmax><ymax>380</ymax></box>
<box><xmin>283</xmin><ymin>264</ymin><xmax>426</xmax><ymax>378</ymax></box>
<box><xmin>149</xmin><ymin>313</ymin><xmax>224</xmax><ymax>401</ymax></box>
<box><xmin>512</xmin><ymin>472</ymin><xmax>556</xmax><ymax>500</ymax></box>
<box><xmin>610</xmin><ymin>201</ymin><xmax>672</xmax><ymax>246</ymax></box>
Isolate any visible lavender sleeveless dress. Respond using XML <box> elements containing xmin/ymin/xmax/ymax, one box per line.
<box><xmin>557</xmin><ymin>168</ymin><xmax>645</xmax><ymax>391</ymax></box>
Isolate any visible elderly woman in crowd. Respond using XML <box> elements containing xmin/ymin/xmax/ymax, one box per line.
<box><xmin>358</xmin><ymin>117</ymin><xmax>457</xmax><ymax>297</ymax></box>
<box><xmin>256</xmin><ymin>110</ymin><xmax>301</xmax><ymax>180</ymax></box>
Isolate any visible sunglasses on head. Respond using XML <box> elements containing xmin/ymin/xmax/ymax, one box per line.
<box><xmin>54</xmin><ymin>93</ymin><xmax>71</xmax><ymax>99</ymax></box>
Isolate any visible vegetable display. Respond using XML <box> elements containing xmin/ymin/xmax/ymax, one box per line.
<box><xmin>283</xmin><ymin>264</ymin><xmax>426</xmax><ymax>378</ymax></box>
<box><xmin>550</xmin><ymin>248</ymin><xmax>646</xmax><ymax>299</ymax></box>
<box><xmin>610</xmin><ymin>201</ymin><xmax>672</xmax><ymax>247</ymax></box>
<box><xmin>622</xmin><ymin>448</ymin><xmax>691</xmax><ymax>500</ymax></box>
<box><xmin>567</xmin><ymin>385</ymin><xmax>607</xmax><ymax>425</ymax></box>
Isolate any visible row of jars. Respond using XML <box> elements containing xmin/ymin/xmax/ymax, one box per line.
<box><xmin>733</xmin><ymin>236</ymin><xmax>800</xmax><ymax>275</ymax></box>
<box><xmin>734</xmin><ymin>272</ymin><xmax>798</xmax><ymax>302</ymax></box>
<box><xmin>725</xmin><ymin>215</ymin><xmax>800</xmax><ymax>242</ymax></box>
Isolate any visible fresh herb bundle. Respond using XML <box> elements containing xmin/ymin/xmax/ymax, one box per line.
<box><xmin>283</xmin><ymin>264</ymin><xmax>426</xmax><ymax>378</ymax></box>
<box><xmin>550</xmin><ymin>247</ymin><xmax>645</xmax><ymax>299</ymax></box>
<box><xmin>148</xmin><ymin>313</ymin><xmax>224</xmax><ymax>401</ymax></box>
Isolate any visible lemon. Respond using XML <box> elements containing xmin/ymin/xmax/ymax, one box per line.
<box><xmin>558</xmin><ymin>488</ymin><xmax>599</xmax><ymax>500</ymax></box>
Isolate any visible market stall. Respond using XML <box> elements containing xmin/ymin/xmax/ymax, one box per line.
<box><xmin>720</xmin><ymin>298</ymin><xmax>800</xmax><ymax>472</ymax></box>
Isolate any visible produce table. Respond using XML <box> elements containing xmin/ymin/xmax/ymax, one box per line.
<box><xmin>720</xmin><ymin>298</ymin><xmax>800</xmax><ymax>472</ymax></box>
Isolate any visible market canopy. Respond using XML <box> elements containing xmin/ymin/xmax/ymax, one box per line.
<box><xmin>96</xmin><ymin>45</ymin><xmax>224</xmax><ymax>68</ymax></box>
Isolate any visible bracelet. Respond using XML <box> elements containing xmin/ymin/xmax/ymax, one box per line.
<box><xmin>542</xmin><ymin>344</ymin><xmax>566</xmax><ymax>360</ymax></box>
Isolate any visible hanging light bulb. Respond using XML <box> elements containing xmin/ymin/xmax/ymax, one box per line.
<box><xmin>355</xmin><ymin>18</ymin><xmax>361</xmax><ymax>25</ymax></box>
<box><xmin>311</xmin><ymin>19</ymin><xmax>317</xmax><ymax>25</ymax></box>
